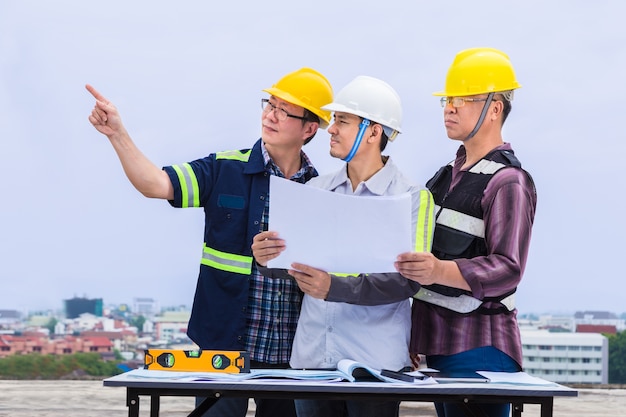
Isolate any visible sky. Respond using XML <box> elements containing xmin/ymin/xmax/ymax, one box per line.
<box><xmin>1</xmin><ymin>1</ymin><xmax>625</xmax><ymax>316</ymax></box>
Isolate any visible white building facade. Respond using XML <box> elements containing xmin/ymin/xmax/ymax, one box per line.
<box><xmin>153</xmin><ymin>311</ymin><xmax>191</xmax><ymax>342</ymax></box>
<box><xmin>133</xmin><ymin>298</ymin><xmax>160</xmax><ymax>318</ymax></box>
<box><xmin>521</xmin><ymin>330</ymin><xmax>608</xmax><ymax>384</ymax></box>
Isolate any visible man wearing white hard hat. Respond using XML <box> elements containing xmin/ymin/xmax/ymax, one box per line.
<box><xmin>253</xmin><ymin>76</ymin><xmax>434</xmax><ymax>417</ymax></box>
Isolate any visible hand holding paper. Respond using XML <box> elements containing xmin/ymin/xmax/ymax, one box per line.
<box><xmin>288</xmin><ymin>263</ymin><xmax>332</xmax><ymax>299</ymax></box>
<box><xmin>251</xmin><ymin>231</ymin><xmax>285</xmax><ymax>267</ymax></box>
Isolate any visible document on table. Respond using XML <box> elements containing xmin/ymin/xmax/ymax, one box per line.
<box><xmin>266</xmin><ymin>176</ymin><xmax>412</xmax><ymax>273</ymax></box>
<box><xmin>125</xmin><ymin>360</ymin><xmax>436</xmax><ymax>385</ymax></box>
<box><xmin>477</xmin><ymin>371</ymin><xmax>560</xmax><ymax>386</ymax></box>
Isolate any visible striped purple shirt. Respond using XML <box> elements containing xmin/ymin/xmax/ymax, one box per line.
<box><xmin>410</xmin><ymin>143</ymin><xmax>537</xmax><ymax>367</ymax></box>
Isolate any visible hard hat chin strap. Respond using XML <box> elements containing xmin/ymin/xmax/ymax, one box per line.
<box><xmin>343</xmin><ymin>119</ymin><xmax>370</xmax><ymax>162</ymax></box>
<box><xmin>464</xmin><ymin>93</ymin><xmax>494</xmax><ymax>141</ymax></box>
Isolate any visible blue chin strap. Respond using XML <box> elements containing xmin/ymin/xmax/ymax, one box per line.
<box><xmin>342</xmin><ymin>118</ymin><xmax>370</xmax><ymax>162</ymax></box>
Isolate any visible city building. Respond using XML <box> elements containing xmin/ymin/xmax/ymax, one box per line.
<box><xmin>152</xmin><ymin>310</ymin><xmax>191</xmax><ymax>343</ymax></box>
<box><xmin>0</xmin><ymin>309</ymin><xmax>22</xmax><ymax>328</ymax></box>
<box><xmin>521</xmin><ymin>329</ymin><xmax>608</xmax><ymax>384</ymax></box>
<box><xmin>577</xmin><ymin>324</ymin><xmax>617</xmax><ymax>335</ymax></box>
<box><xmin>64</xmin><ymin>297</ymin><xmax>103</xmax><ymax>319</ymax></box>
<box><xmin>132</xmin><ymin>297</ymin><xmax>159</xmax><ymax>318</ymax></box>
<box><xmin>574</xmin><ymin>311</ymin><xmax>625</xmax><ymax>332</ymax></box>
<box><xmin>0</xmin><ymin>332</ymin><xmax>114</xmax><ymax>358</ymax></box>
<box><xmin>0</xmin><ymin>302</ymin><xmax>196</xmax><ymax>361</ymax></box>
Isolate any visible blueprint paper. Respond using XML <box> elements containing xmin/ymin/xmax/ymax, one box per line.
<box><xmin>267</xmin><ymin>176</ymin><xmax>412</xmax><ymax>273</ymax></box>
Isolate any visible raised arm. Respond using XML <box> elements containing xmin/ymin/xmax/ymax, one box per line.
<box><xmin>86</xmin><ymin>84</ymin><xmax>173</xmax><ymax>200</ymax></box>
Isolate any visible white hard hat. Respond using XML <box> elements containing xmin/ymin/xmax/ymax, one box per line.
<box><xmin>321</xmin><ymin>75</ymin><xmax>402</xmax><ymax>136</ymax></box>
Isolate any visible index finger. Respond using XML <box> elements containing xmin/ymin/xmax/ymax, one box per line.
<box><xmin>85</xmin><ymin>84</ymin><xmax>109</xmax><ymax>103</ymax></box>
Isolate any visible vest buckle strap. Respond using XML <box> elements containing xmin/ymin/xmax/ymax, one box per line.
<box><xmin>413</xmin><ymin>287</ymin><xmax>482</xmax><ymax>313</ymax></box>
<box><xmin>413</xmin><ymin>288</ymin><xmax>516</xmax><ymax>314</ymax></box>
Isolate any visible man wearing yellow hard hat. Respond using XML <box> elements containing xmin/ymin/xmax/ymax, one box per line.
<box><xmin>86</xmin><ymin>68</ymin><xmax>333</xmax><ymax>417</ymax></box>
<box><xmin>395</xmin><ymin>47</ymin><xmax>537</xmax><ymax>417</ymax></box>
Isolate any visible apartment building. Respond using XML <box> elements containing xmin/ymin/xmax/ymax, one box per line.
<box><xmin>521</xmin><ymin>329</ymin><xmax>608</xmax><ymax>384</ymax></box>
<box><xmin>152</xmin><ymin>310</ymin><xmax>191</xmax><ymax>342</ymax></box>
<box><xmin>0</xmin><ymin>332</ymin><xmax>113</xmax><ymax>358</ymax></box>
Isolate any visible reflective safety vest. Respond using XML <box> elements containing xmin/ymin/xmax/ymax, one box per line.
<box><xmin>413</xmin><ymin>149</ymin><xmax>528</xmax><ymax>314</ymax></box>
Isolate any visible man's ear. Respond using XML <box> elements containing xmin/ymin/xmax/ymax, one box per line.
<box><xmin>303</xmin><ymin>122</ymin><xmax>319</xmax><ymax>139</ymax></box>
<box><xmin>491</xmin><ymin>101</ymin><xmax>503</xmax><ymax>120</ymax></box>
<box><xmin>369</xmin><ymin>123</ymin><xmax>382</xmax><ymax>141</ymax></box>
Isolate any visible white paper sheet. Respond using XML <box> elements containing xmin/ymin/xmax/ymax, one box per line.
<box><xmin>267</xmin><ymin>176</ymin><xmax>412</xmax><ymax>273</ymax></box>
<box><xmin>477</xmin><ymin>371</ymin><xmax>560</xmax><ymax>386</ymax></box>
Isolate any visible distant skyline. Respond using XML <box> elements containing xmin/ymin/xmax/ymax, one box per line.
<box><xmin>17</xmin><ymin>295</ymin><xmax>626</xmax><ymax>319</ymax></box>
<box><xmin>2</xmin><ymin>1</ymin><xmax>626</xmax><ymax>314</ymax></box>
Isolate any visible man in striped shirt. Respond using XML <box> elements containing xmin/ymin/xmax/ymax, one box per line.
<box><xmin>396</xmin><ymin>48</ymin><xmax>537</xmax><ymax>417</ymax></box>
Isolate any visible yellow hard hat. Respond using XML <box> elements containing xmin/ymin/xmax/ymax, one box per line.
<box><xmin>433</xmin><ymin>47</ymin><xmax>521</xmax><ymax>97</ymax></box>
<box><xmin>263</xmin><ymin>67</ymin><xmax>333</xmax><ymax>129</ymax></box>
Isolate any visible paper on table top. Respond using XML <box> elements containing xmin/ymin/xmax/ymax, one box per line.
<box><xmin>415</xmin><ymin>368</ymin><xmax>561</xmax><ymax>386</ymax></box>
<box><xmin>477</xmin><ymin>371</ymin><xmax>560</xmax><ymax>386</ymax></box>
<box><xmin>267</xmin><ymin>176</ymin><xmax>412</xmax><ymax>273</ymax></box>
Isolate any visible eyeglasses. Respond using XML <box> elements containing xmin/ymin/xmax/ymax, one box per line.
<box><xmin>261</xmin><ymin>99</ymin><xmax>308</xmax><ymax>122</ymax></box>
<box><xmin>440</xmin><ymin>97</ymin><xmax>489</xmax><ymax>108</ymax></box>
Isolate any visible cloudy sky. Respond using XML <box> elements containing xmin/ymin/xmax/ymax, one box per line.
<box><xmin>1</xmin><ymin>1</ymin><xmax>624</xmax><ymax>316</ymax></box>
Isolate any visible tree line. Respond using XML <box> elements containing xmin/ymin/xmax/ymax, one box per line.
<box><xmin>0</xmin><ymin>352</ymin><xmax>123</xmax><ymax>379</ymax></box>
<box><xmin>608</xmin><ymin>330</ymin><xmax>626</xmax><ymax>383</ymax></box>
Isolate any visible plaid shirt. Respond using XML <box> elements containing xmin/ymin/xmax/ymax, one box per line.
<box><xmin>244</xmin><ymin>142</ymin><xmax>317</xmax><ymax>363</ymax></box>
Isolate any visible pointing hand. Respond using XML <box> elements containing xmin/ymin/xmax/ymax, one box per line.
<box><xmin>86</xmin><ymin>84</ymin><xmax>125</xmax><ymax>138</ymax></box>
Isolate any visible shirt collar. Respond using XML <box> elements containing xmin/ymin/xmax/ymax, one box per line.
<box><xmin>261</xmin><ymin>140</ymin><xmax>318</xmax><ymax>180</ymax></box>
<box><xmin>456</xmin><ymin>142</ymin><xmax>512</xmax><ymax>160</ymax></box>
<box><xmin>324</xmin><ymin>156</ymin><xmax>399</xmax><ymax>196</ymax></box>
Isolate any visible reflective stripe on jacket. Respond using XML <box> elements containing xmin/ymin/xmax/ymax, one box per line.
<box><xmin>163</xmin><ymin>139</ymin><xmax>317</xmax><ymax>349</ymax></box>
